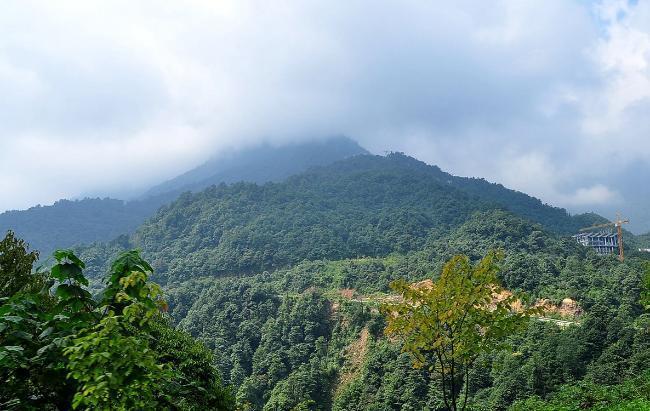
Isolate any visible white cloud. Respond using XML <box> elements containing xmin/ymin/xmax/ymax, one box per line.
<box><xmin>582</xmin><ymin>0</ymin><xmax>650</xmax><ymax>136</ymax></box>
<box><xmin>0</xmin><ymin>0</ymin><xmax>649</xmax><ymax>232</ymax></box>
<box><xmin>563</xmin><ymin>184</ymin><xmax>621</xmax><ymax>206</ymax></box>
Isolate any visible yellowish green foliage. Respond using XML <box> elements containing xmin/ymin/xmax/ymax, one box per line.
<box><xmin>64</xmin><ymin>315</ymin><xmax>171</xmax><ymax>410</ymax></box>
<box><xmin>63</xmin><ymin>252</ymin><xmax>170</xmax><ymax>410</ymax></box>
<box><xmin>382</xmin><ymin>251</ymin><xmax>541</xmax><ymax>411</ymax></box>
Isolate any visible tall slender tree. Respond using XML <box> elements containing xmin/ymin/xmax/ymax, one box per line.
<box><xmin>382</xmin><ymin>251</ymin><xmax>540</xmax><ymax>411</ymax></box>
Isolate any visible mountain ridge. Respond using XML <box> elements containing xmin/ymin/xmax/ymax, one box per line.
<box><xmin>78</xmin><ymin>152</ymin><xmax>616</xmax><ymax>284</ymax></box>
<box><xmin>0</xmin><ymin>137</ymin><xmax>367</xmax><ymax>255</ymax></box>
<box><xmin>143</xmin><ymin>136</ymin><xmax>368</xmax><ymax>198</ymax></box>
<box><xmin>29</xmin><ymin>149</ymin><xmax>650</xmax><ymax>410</ymax></box>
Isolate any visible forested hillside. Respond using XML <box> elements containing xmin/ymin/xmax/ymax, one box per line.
<box><xmin>0</xmin><ymin>198</ymin><xmax>162</xmax><ymax>258</ymax></box>
<box><xmin>5</xmin><ymin>1</ymin><xmax>650</xmax><ymax>410</ymax></box>
<box><xmin>638</xmin><ymin>232</ymin><xmax>650</xmax><ymax>249</ymax></box>
<box><xmin>83</xmin><ymin>154</ymin><xmax>489</xmax><ymax>283</ymax></box>
<box><xmin>79</xmin><ymin>153</ymin><xmax>609</xmax><ymax>284</ymax></box>
<box><xmin>162</xmin><ymin>211</ymin><xmax>650</xmax><ymax>410</ymax></box>
<box><xmin>64</xmin><ymin>152</ymin><xmax>650</xmax><ymax>409</ymax></box>
<box><xmin>0</xmin><ymin>137</ymin><xmax>366</xmax><ymax>256</ymax></box>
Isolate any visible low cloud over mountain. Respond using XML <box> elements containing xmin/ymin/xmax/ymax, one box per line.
<box><xmin>1</xmin><ymin>0</ymin><xmax>649</xmax><ymax>231</ymax></box>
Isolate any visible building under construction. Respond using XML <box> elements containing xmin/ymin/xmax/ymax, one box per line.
<box><xmin>574</xmin><ymin>232</ymin><xmax>619</xmax><ymax>255</ymax></box>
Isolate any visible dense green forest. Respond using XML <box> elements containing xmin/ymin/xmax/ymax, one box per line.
<box><xmin>5</xmin><ymin>147</ymin><xmax>643</xmax><ymax>263</ymax></box>
<box><xmin>0</xmin><ymin>198</ymin><xmax>162</xmax><ymax>259</ymax></box>
<box><xmin>2</xmin><ymin>152</ymin><xmax>649</xmax><ymax>409</ymax></box>
<box><xmin>161</xmin><ymin>211</ymin><xmax>650</xmax><ymax>409</ymax></box>
<box><xmin>78</xmin><ymin>154</ymin><xmax>612</xmax><ymax>283</ymax></box>
<box><xmin>638</xmin><ymin>233</ymin><xmax>650</xmax><ymax>249</ymax></box>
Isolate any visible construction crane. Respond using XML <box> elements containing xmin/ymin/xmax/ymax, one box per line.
<box><xmin>579</xmin><ymin>213</ymin><xmax>630</xmax><ymax>262</ymax></box>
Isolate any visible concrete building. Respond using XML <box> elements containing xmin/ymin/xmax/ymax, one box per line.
<box><xmin>574</xmin><ymin>232</ymin><xmax>618</xmax><ymax>255</ymax></box>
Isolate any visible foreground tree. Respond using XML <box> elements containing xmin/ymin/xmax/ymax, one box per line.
<box><xmin>0</xmin><ymin>230</ymin><xmax>39</xmax><ymax>298</ymax></box>
<box><xmin>382</xmin><ymin>251</ymin><xmax>540</xmax><ymax>411</ymax></box>
<box><xmin>0</xmin><ymin>241</ymin><xmax>233</xmax><ymax>410</ymax></box>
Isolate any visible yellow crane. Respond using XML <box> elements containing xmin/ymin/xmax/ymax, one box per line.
<box><xmin>579</xmin><ymin>213</ymin><xmax>629</xmax><ymax>262</ymax></box>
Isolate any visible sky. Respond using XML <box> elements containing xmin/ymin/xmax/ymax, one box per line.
<box><xmin>1</xmin><ymin>0</ymin><xmax>649</xmax><ymax>232</ymax></box>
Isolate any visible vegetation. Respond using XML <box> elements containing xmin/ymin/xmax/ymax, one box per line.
<box><xmin>510</xmin><ymin>370</ymin><xmax>650</xmax><ymax>410</ymax></box>
<box><xmin>2</xmin><ymin>153</ymin><xmax>649</xmax><ymax>409</ymax></box>
<box><xmin>382</xmin><ymin>251</ymin><xmax>540</xmax><ymax>410</ymax></box>
<box><xmin>639</xmin><ymin>232</ymin><xmax>650</xmax><ymax>249</ymax></box>
<box><xmin>144</xmin><ymin>136</ymin><xmax>368</xmax><ymax>197</ymax></box>
<box><xmin>641</xmin><ymin>263</ymin><xmax>650</xmax><ymax>310</ymax></box>
<box><xmin>157</xmin><ymin>209</ymin><xmax>650</xmax><ymax>410</ymax></box>
<box><xmin>0</xmin><ymin>198</ymin><xmax>162</xmax><ymax>258</ymax></box>
<box><xmin>78</xmin><ymin>154</ymin><xmax>610</xmax><ymax>286</ymax></box>
<box><xmin>0</xmin><ymin>230</ymin><xmax>40</xmax><ymax>298</ymax></box>
<box><xmin>0</xmin><ymin>138</ymin><xmax>366</xmax><ymax>257</ymax></box>
<box><xmin>0</xmin><ymin>233</ymin><xmax>232</xmax><ymax>410</ymax></box>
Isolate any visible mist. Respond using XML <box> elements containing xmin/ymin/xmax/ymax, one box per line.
<box><xmin>1</xmin><ymin>0</ymin><xmax>649</xmax><ymax>231</ymax></box>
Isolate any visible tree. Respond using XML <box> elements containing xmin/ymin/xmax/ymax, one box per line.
<box><xmin>641</xmin><ymin>263</ymin><xmax>650</xmax><ymax>310</ymax></box>
<box><xmin>1</xmin><ymin>245</ymin><xmax>234</xmax><ymax>410</ymax></box>
<box><xmin>0</xmin><ymin>230</ymin><xmax>39</xmax><ymax>298</ymax></box>
<box><xmin>63</xmin><ymin>250</ymin><xmax>171</xmax><ymax>410</ymax></box>
<box><xmin>382</xmin><ymin>251</ymin><xmax>540</xmax><ymax>411</ymax></box>
<box><xmin>0</xmin><ymin>249</ymin><xmax>94</xmax><ymax>409</ymax></box>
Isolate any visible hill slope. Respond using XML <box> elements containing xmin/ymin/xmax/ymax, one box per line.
<box><xmin>164</xmin><ymin>210</ymin><xmax>648</xmax><ymax>410</ymax></box>
<box><xmin>80</xmin><ymin>153</ymin><xmax>604</xmax><ymax>284</ymax></box>
<box><xmin>71</xmin><ymin>152</ymin><xmax>649</xmax><ymax>410</ymax></box>
<box><xmin>0</xmin><ymin>137</ymin><xmax>366</xmax><ymax>256</ymax></box>
<box><xmin>0</xmin><ymin>198</ymin><xmax>161</xmax><ymax>258</ymax></box>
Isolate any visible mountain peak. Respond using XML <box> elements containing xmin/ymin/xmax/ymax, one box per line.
<box><xmin>143</xmin><ymin>136</ymin><xmax>368</xmax><ymax>198</ymax></box>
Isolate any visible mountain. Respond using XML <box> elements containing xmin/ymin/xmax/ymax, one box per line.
<box><xmin>79</xmin><ymin>153</ymin><xmax>606</xmax><ymax>283</ymax></box>
<box><xmin>0</xmin><ymin>198</ymin><xmax>162</xmax><ymax>259</ymax></box>
<box><xmin>144</xmin><ymin>136</ymin><xmax>368</xmax><ymax>198</ymax></box>
<box><xmin>636</xmin><ymin>232</ymin><xmax>650</xmax><ymax>251</ymax></box>
<box><xmin>0</xmin><ymin>137</ymin><xmax>367</xmax><ymax>256</ymax></box>
<box><xmin>73</xmin><ymin>152</ymin><xmax>649</xmax><ymax>410</ymax></box>
<box><xmin>8</xmin><ymin>150</ymin><xmax>649</xmax><ymax>409</ymax></box>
